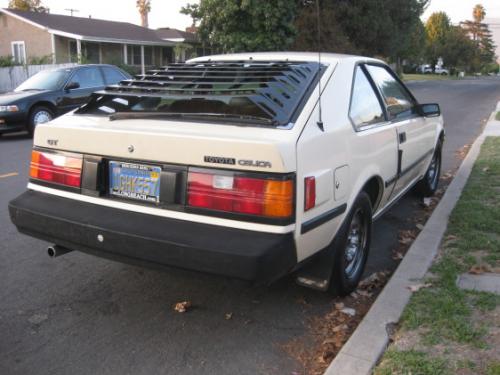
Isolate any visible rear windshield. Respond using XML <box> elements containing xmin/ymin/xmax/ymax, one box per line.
<box><xmin>76</xmin><ymin>60</ymin><xmax>324</xmax><ymax>127</ymax></box>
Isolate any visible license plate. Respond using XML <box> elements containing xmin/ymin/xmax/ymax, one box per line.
<box><xmin>109</xmin><ymin>161</ymin><xmax>161</xmax><ymax>203</ymax></box>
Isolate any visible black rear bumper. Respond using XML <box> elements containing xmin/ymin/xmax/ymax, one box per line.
<box><xmin>9</xmin><ymin>190</ymin><xmax>297</xmax><ymax>283</ymax></box>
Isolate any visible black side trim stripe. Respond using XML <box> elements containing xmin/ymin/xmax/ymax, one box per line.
<box><xmin>301</xmin><ymin>204</ymin><xmax>347</xmax><ymax>234</ymax></box>
<box><xmin>384</xmin><ymin>148</ymin><xmax>434</xmax><ymax>188</ymax></box>
<box><xmin>400</xmin><ymin>148</ymin><xmax>434</xmax><ymax>177</ymax></box>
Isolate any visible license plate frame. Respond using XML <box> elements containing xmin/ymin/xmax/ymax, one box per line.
<box><xmin>109</xmin><ymin>161</ymin><xmax>161</xmax><ymax>203</ymax></box>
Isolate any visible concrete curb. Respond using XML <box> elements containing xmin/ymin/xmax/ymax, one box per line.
<box><xmin>324</xmin><ymin>103</ymin><xmax>500</xmax><ymax>375</ymax></box>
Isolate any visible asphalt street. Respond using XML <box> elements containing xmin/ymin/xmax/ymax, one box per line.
<box><xmin>1</xmin><ymin>77</ymin><xmax>499</xmax><ymax>375</ymax></box>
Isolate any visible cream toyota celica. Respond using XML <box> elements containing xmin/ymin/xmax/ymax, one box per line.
<box><xmin>9</xmin><ymin>53</ymin><xmax>444</xmax><ymax>295</ymax></box>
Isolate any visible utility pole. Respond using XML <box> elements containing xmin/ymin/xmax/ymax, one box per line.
<box><xmin>65</xmin><ymin>8</ymin><xmax>80</xmax><ymax>17</ymax></box>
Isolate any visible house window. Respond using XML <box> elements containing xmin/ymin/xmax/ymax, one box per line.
<box><xmin>11</xmin><ymin>41</ymin><xmax>26</xmax><ymax>64</ymax></box>
<box><xmin>127</xmin><ymin>45</ymin><xmax>153</xmax><ymax>66</ymax></box>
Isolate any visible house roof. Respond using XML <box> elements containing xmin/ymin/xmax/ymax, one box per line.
<box><xmin>156</xmin><ymin>27</ymin><xmax>198</xmax><ymax>43</ymax></box>
<box><xmin>1</xmin><ymin>8</ymin><xmax>174</xmax><ymax>46</ymax></box>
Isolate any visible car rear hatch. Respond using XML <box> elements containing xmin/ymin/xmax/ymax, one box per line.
<box><xmin>32</xmin><ymin>116</ymin><xmax>298</xmax><ymax>226</ymax></box>
<box><xmin>29</xmin><ymin>60</ymin><xmax>326</xmax><ymax>226</ymax></box>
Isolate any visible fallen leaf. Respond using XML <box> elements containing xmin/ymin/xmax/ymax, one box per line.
<box><xmin>416</xmin><ymin>223</ymin><xmax>425</xmax><ymax>230</ymax></box>
<box><xmin>482</xmin><ymin>167</ymin><xmax>490</xmax><ymax>172</ymax></box>
<box><xmin>334</xmin><ymin>302</ymin><xmax>344</xmax><ymax>310</ymax></box>
<box><xmin>392</xmin><ymin>251</ymin><xmax>404</xmax><ymax>260</ymax></box>
<box><xmin>225</xmin><ymin>312</ymin><xmax>233</xmax><ymax>320</ymax></box>
<box><xmin>28</xmin><ymin>313</ymin><xmax>48</xmax><ymax>325</ymax></box>
<box><xmin>356</xmin><ymin>290</ymin><xmax>373</xmax><ymax>298</ymax></box>
<box><xmin>331</xmin><ymin>324</ymin><xmax>348</xmax><ymax>333</ymax></box>
<box><xmin>469</xmin><ymin>264</ymin><xmax>491</xmax><ymax>275</ymax></box>
<box><xmin>407</xmin><ymin>283</ymin><xmax>432</xmax><ymax>293</ymax></box>
<box><xmin>340</xmin><ymin>307</ymin><xmax>356</xmax><ymax>317</ymax></box>
<box><xmin>174</xmin><ymin>301</ymin><xmax>192</xmax><ymax>313</ymax></box>
<box><xmin>359</xmin><ymin>271</ymin><xmax>390</xmax><ymax>290</ymax></box>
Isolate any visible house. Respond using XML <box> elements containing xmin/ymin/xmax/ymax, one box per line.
<box><xmin>156</xmin><ymin>27</ymin><xmax>198</xmax><ymax>62</ymax></box>
<box><xmin>156</xmin><ymin>27</ymin><xmax>211</xmax><ymax>61</ymax></box>
<box><xmin>0</xmin><ymin>8</ymin><xmax>177</xmax><ymax>73</ymax></box>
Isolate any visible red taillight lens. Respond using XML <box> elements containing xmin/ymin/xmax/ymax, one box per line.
<box><xmin>304</xmin><ymin>176</ymin><xmax>316</xmax><ymax>211</ymax></box>
<box><xmin>187</xmin><ymin>170</ymin><xmax>294</xmax><ymax>219</ymax></box>
<box><xmin>30</xmin><ymin>150</ymin><xmax>83</xmax><ymax>188</ymax></box>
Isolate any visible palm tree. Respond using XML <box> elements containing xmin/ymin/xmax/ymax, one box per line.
<box><xmin>473</xmin><ymin>4</ymin><xmax>486</xmax><ymax>23</ymax></box>
<box><xmin>136</xmin><ymin>0</ymin><xmax>151</xmax><ymax>28</ymax></box>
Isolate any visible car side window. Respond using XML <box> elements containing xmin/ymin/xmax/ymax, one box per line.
<box><xmin>101</xmin><ymin>66</ymin><xmax>126</xmax><ymax>85</ymax></box>
<box><xmin>71</xmin><ymin>67</ymin><xmax>105</xmax><ymax>89</ymax></box>
<box><xmin>349</xmin><ymin>66</ymin><xmax>385</xmax><ymax>129</ymax></box>
<box><xmin>366</xmin><ymin>65</ymin><xmax>415</xmax><ymax>120</ymax></box>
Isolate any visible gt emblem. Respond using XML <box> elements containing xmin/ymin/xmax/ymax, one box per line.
<box><xmin>128</xmin><ymin>145</ymin><xmax>134</xmax><ymax>153</ymax></box>
<box><xmin>47</xmin><ymin>139</ymin><xmax>58</xmax><ymax>146</ymax></box>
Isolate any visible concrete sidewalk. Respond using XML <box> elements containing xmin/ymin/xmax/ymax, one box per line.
<box><xmin>325</xmin><ymin>102</ymin><xmax>500</xmax><ymax>375</ymax></box>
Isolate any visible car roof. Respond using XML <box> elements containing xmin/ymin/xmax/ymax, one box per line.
<box><xmin>47</xmin><ymin>64</ymin><xmax>120</xmax><ymax>73</ymax></box>
<box><xmin>188</xmin><ymin>52</ymin><xmax>384</xmax><ymax>66</ymax></box>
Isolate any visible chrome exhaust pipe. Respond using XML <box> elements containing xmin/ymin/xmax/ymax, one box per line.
<box><xmin>47</xmin><ymin>245</ymin><xmax>73</xmax><ymax>258</ymax></box>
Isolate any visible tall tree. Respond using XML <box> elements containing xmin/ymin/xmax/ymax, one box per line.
<box><xmin>440</xmin><ymin>26</ymin><xmax>477</xmax><ymax>72</ymax></box>
<box><xmin>8</xmin><ymin>0</ymin><xmax>47</xmax><ymax>12</ymax></box>
<box><xmin>291</xmin><ymin>1</ymin><xmax>355</xmax><ymax>54</ymax></box>
<box><xmin>461</xmin><ymin>4</ymin><xmax>496</xmax><ymax>70</ymax></box>
<box><xmin>136</xmin><ymin>0</ymin><xmax>151</xmax><ymax>28</ymax></box>
<box><xmin>181</xmin><ymin>0</ymin><xmax>297</xmax><ymax>52</ymax></box>
<box><xmin>292</xmin><ymin>0</ymin><xmax>429</xmax><ymax>68</ymax></box>
<box><xmin>425</xmin><ymin>11</ymin><xmax>451</xmax><ymax>69</ymax></box>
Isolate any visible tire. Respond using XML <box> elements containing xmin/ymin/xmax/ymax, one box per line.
<box><xmin>28</xmin><ymin>105</ymin><xmax>53</xmax><ymax>137</ymax></box>
<box><xmin>329</xmin><ymin>191</ymin><xmax>372</xmax><ymax>296</ymax></box>
<box><xmin>415</xmin><ymin>140</ymin><xmax>442</xmax><ymax>197</ymax></box>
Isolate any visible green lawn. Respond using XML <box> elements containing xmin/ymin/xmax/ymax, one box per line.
<box><xmin>402</xmin><ymin>73</ymin><xmax>458</xmax><ymax>82</ymax></box>
<box><xmin>375</xmin><ymin>137</ymin><xmax>500</xmax><ymax>375</ymax></box>
<box><xmin>496</xmin><ymin>112</ymin><xmax>500</xmax><ymax>121</ymax></box>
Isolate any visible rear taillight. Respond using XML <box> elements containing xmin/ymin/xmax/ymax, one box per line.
<box><xmin>30</xmin><ymin>149</ymin><xmax>83</xmax><ymax>188</ymax></box>
<box><xmin>187</xmin><ymin>170</ymin><xmax>294</xmax><ymax>219</ymax></box>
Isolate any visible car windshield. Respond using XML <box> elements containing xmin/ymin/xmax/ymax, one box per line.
<box><xmin>76</xmin><ymin>61</ymin><xmax>324</xmax><ymax>127</ymax></box>
<box><xmin>15</xmin><ymin>69</ymin><xmax>71</xmax><ymax>92</ymax></box>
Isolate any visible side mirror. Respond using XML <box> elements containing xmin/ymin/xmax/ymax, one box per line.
<box><xmin>418</xmin><ymin>103</ymin><xmax>441</xmax><ymax>117</ymax></box>
<box><xmin>65</xmin><ymin>81</ymin><xmax>80</xmax><ymax>91</ymax></box>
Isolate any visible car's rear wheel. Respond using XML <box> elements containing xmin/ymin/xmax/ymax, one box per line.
<box><xmin>415</xmin><ymin>141</ymin><xmax>442</xmax><ymax>197</ymax></box>
<box><xmin>28</xmin><ymin>106</ymin><xmax>53</xmax><ymax>137</ymax></box>
<box><xmin>329</xmin><ymin>191</ymin><xmax>372</xmax><ymax>296</ymax></box>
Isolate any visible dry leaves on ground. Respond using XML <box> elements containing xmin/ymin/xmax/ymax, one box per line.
<box><xmin>398</xmin><ymin>230</ymin><xmax>417</xmax><ymax>245</ymax></box>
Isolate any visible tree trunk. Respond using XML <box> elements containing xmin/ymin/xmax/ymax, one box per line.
<box><xmin>141</xmin><ymin>13</ymin><xmax>148</xmax><ymax>28</ymax></box>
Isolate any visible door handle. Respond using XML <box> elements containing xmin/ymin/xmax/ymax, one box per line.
<box><xmin>399</xmin><ymin>132</ymin><xmax>407</xmax><ymax>144</ymax></box>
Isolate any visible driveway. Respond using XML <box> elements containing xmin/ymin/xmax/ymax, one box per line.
<box><xmin>1</xmin><ymin>77</ymin><xmax>499</xmax><ymax>375</ymax></box>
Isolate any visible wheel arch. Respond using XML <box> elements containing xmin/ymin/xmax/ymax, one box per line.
<box><xmin>361</xmin><ymin>175</ymin><xmax>384</xmax><ymax>213</ymax></box>
<box><xmin>29</xmin><ymin>101</ymin><xmax>57</xmax><ymax>117</ymax></box>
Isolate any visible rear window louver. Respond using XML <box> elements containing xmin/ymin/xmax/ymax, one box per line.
<box><xmin>93</xmin><ymin>60</ymin><xmax>324</xmax><ymax>126</ymax></box>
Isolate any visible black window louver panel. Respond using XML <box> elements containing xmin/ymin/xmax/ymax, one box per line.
<box><xmin>97</xmin><ymin>60</ymin><xmax>322</xmax><ymax>126</ymax></box>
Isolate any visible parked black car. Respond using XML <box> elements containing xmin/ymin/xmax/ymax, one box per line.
<box><xmin>0</xmin><ymin>64</ymin><xmax>130</xmax><ymax>136</ymax></box>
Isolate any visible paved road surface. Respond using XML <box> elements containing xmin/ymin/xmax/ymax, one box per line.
<box><xmin>1</xmin><ymin>78</ymin><xmax>499</xmax><ymax>375</ymax></box>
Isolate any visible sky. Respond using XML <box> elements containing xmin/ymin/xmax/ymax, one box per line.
<box><xmin>423</xmin><ymin>0</ymin><xmax>500</xmax><ymax>23</ymax></box>
<box><xmin>0</xmin><ymin>0</ymin><xmax>498</xmax><ymax>30</ymax></box>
